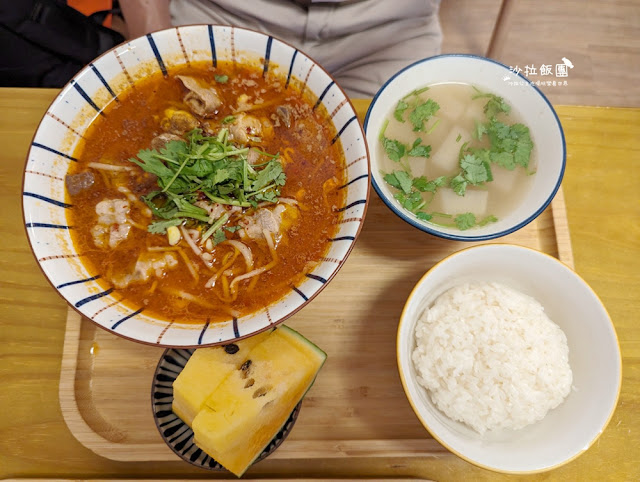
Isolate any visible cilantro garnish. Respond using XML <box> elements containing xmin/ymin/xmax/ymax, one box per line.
<box><xmin>473</xmin><ymin>119</ymin><xmax>487</xmax><ymax>140</ymax></box>
<box><xmin>212</xmin><ymin>228</ymin><xmax>227</xmax><ymax>245</ymax></box>
<box><xmin>129</xmin><ymin>128</ymin><xmax>285</xmax><ymax>236</ymax></box>
<box><xmin>379</xmin><ymin>120</ymin><xmax>407</xmax><ymax>162</ymax></box>
<box><xmin>425</xmin><ymin>118</ymin><xmax>441</xmax><ymax>135</ymax></box>
<box><xmin>407</xmin><ymin>138</ymin><xmax>432</xmax><ymax>158</ymax></box>
<box><xmin>472</xmin><ymin>87</ymin><xmax>511</xmax><ymax>119</ymax></box>
<box><xmin>402</xmin><ymin>86</ymin><xmax>430</xmax><ymax>100</ymax></box>
<box><xmin>412</xmin><ymin>175</ymin><xmax>447</xmax><ymax>193</ymax></box>
<box><xmin>409</xmin><ymin>99</ymin><xmax>440</xmax><ymax>132</ymax></box>
<box><xmin>454</xmin><ymin>212</ymin><xmax>476</xmax><ymax>230</ymax></box>
<box><xmin>478</xmin><ymin>214</ymin><xmax>498</xmax><ymax>226</ymax></box>
<box><xmin>147</xmin><ymin>218</ymin><xmax>182</xmax><ymax>234</ymax></box>
<box><xmin>460</xmin><ymin>153</ymin><xmax>492</xmax><ymax>185</ymax></box>
<box><xmin>451</xmin><ymin>212</ymin><xmax>497</xmax><ymax>230</ymax></box>
<box><xmin>383</xmin><ymin>169</ymin><xmax>444</xmax><ymax>221</ymax></box>
<box><xmin>384</xmin><ymin>170</ymin><xmax>412</xmax><ymax>194</ymax></box>
<box><xmin>377</xmin><ymin>86</ymin><xmax>533</xmax><ymax>231</ymax></box>
<box><xmin>450</xmin><ymin>174</ymin><xmax>468</xmax><ymax>196</ymax></box>
<box><xmin>394</xmin><ymin>190</ymin><xmax>426</xmax><ymax>213</ymax></box>
<box><xmin>489</xmin><ymin>150</ymin><xmax>516</xmax><ymax>170</ymax></box>
<box><xmin>380</xmin><ymin>137</ymin><xmax>406</xmax><ymax>161</ymax></box>
<box><xmin>471</xmin><ymin>118</ymin><xmax>534</xmax><ymax>170</ymax></box>
<box><xmin>394</xmin><ymin>100</ymin><xmax>409</xmax><ymax>122</ymax></box>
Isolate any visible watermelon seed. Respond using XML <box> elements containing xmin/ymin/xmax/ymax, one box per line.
<box><xmin>240</xmin><ymin>360</ymin><xmax>252</xmax><ymax>378</ymax></box>
<box><xmin>224</xmin><ymin>344</ymin><xmax>239</xmax><ymax>354</ymax></box>
<box><xmin>252</xmin><ymin>386</ymin><xmax>269</xmax><ymax>398</ymax></box>
<box><xmin>244</xmin><ymin>378</ymin><xmax>255</xmax><ymax>388</ymax></box>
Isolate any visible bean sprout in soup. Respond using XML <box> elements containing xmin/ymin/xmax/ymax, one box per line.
<box><xmin>378</xmin><ymin>83</ymin><xmax>536</xmax><ymax>231</ymax></box>
<box><xmin>65</xmin><ymin>61</ymin><xmax>346</xmax><ymax>323</ymax></box>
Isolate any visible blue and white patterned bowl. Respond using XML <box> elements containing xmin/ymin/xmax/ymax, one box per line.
<box><xmin>22</xmin><ymin>25</ymin><xmax>369</xmax><ymax>346</ymax></box>
<box><xmin>364</xmin><ymin>54</ymin><xmax>565</xmax><ymax>241</ymax></box>
<box><xmin>152</xmin><ymin>348</ymin><xmax>301</xmax><ymax>471</ymax></box>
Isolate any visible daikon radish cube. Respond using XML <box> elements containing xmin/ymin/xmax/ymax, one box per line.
<box><xmin>464</xmin><ymin>100</ymin><xmax>486</xmax><ymax>123</ymax></box>
<box><xmin>423</xmin><ymin>116</ymin><xmax>452</xmax><ymax>152</ymax></box>
<box><xmin>436</xmin><ymin>187</ymin><xmax>488</xmax><ymax>217</ymax></box>
<box><xmin>430</xmin><ymin>127</ymin><xmax>472</xmax><ymax>174</ymax></box>
<box><xmin>490</xmin><ymin>165</ymin><xmax>520</xmax><ymax>195</ymax></box>
<box><xmin>408</xmin><ymin>156</ymin><xmax>430</xmax><ymax>179</ymax></box>
<box><xmin>426</xmin><ymin>90</ymin><xmax>467</xmax><ymax>121</ymax></box>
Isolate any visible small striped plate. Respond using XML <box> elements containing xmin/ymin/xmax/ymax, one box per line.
<box><xmin>151</xmin><ymin>348</ymin><xmax>301</xmax><ymax>471</ymax></box>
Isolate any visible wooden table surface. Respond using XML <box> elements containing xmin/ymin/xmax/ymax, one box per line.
<box><xmin>1</xmin><ymin>89</ymin><xmax>638</xmax><ymax>481</ymax></box>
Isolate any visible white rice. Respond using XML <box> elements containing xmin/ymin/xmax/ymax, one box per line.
<box><xmin>412</xmin><ymin>282</ymin><xmax>572</xmax><ymax>434</ymax></box>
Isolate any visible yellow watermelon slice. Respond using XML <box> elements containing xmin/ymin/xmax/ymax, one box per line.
<box><xmin>191</xmin><ymin>325</ymin><xmax>326</xmax><ymax>477</ymax></box>
<box><xmin>172</xmin><ymin>330</ymin><xmax>270</xmax><ymax>426</ymax></box>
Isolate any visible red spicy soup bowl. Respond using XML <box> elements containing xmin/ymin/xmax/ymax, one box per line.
<box><xmin>22</xmin><ymin>25</ymin><xmax>369</xmax><ymax>347</ymax></box>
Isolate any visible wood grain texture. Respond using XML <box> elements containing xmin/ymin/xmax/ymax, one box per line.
<box><xmin>1</xmin><ymin>89</ymin><xmax>638</xmax><ymax>481</ymax></box>
<box><xmin>57</xmin><ymin>189</ymin><xmax>571</xmax><ymax>462</ymax></box>
<box><xmin>440</xmin><ymin>0</ymin><xmax>640</xmax><ymax>107</ymax></box>
<box><xmin>6</xmin><ymin>480</ymin><xmax>431</xmax><ymax>482</ymax></box>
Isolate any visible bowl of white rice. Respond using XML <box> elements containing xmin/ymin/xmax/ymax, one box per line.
<box><xmin>397</xmin><ymin>244</ymin><xmax>621</xmax><ymax>473</ymax></box>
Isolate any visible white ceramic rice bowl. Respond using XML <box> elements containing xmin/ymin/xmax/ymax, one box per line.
<box><xmin>397</xmin><ymin>244</ymin><xmax>621</xmax><ymax>473</ymax></box>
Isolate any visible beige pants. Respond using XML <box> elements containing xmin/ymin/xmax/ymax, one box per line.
<box><xmin>170</xmin><ymin>0</ymin><xmax>442</xmax><ymax>97</ymax></box>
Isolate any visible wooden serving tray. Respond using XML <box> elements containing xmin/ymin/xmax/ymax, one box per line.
<box><xmin>59</xmin><ymin>189</ymin><xmax>573</xmax><ymax>463</ymax></box>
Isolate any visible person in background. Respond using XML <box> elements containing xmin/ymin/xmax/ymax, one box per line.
<box><xmin>0</xmin><ymin>0</ymin><xmax>124</xmax><ymax>87</ymax></box>
<box><xmin>119</xmin><ymin>0</ymin><xmax>442</xmax><ymax>98</ymax></box>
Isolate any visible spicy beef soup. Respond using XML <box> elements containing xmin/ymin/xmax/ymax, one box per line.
<box><xmin>65</xmin><ymin>61</ymin><xmax>346</xmax><ymax>324</ymax></box>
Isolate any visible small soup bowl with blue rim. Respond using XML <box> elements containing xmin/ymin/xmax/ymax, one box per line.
<box><xmin>21</xmin><ymin>25</ymin><xmax>369</xmax><ymax>347</ymax></box>
<box><xmin>364</xmin><ymin>54</ymin><xmax>565</xmax><ymax>241</ymax></box>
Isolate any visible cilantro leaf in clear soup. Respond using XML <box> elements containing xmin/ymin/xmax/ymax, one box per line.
<box><xmin>489</xmin><ymin>150</ymin><xmax>516</xmax><ymax>170</ymax></box>
<box><xmin>394</xmin><ymin>170</ymin><xmax>414</xmax><ymax>194</ymax></box>
<box><xmin>407</xmin><ymin>138</ymin><xmax>432</xmax><ymax>158</ymax></box>
<box><xmin>383</xmin><ymin>172</ymin><xmax>402</xmax><ymax>190</ymax></box>
<box><xmin>484</xmin><ymin>119</ymin><xmax>533</xmax><ymax>170</ymax></box>
<box><xmin>472</xmin><ymin>87</ymin><xmax>511</xmax><ymax>119</ymax></box>
<box><xmin>380</xmin><ymin>136</ymin><xmax>406</xmax><ymax>162</ymax></box>
<box><xmin>460</xmin><ymin>153</ymin><xmax>492</xmax><ymax>185</ymax></box>
<box><xmin>384</xmin><ymin>170</ymin><xmax>413</xmax><ymax>194</ymax></box>
<box><xmin>450</xmin><ymin>174</ymin><xmax>468</xmax><ymax>196</ymax></box>
<box><xmin>411</xmin><ymin>176</ymin><xmax>430</xmax><ymax>192</ymax></box>
<box><xmin>478</xmin><ymin>214</ymin><xmax>498</xmax><ymax>226</ymax></box>
<box><xmin>454</xmin><ymin>212</ymin><xmax>476</xmax><ymax>230</ymax></box>
<box><xmin>473</xmin><ymin>120</ymin><xmax>488</xmax><ymax>140</ymax></box>
<box><xmin>394</xmin><ymin>190</ymin><xmax>425</xmax><ymax>212</ymax></box>
<box><xmin>412</xmin><ymin>175</ymin><xmax>448</xmax><ymax>193</ymax></box>
<box><xmin>394</xmin><ymin>100</ymin><xmax>409</xmax><ymax>122</ymax></box>
<box><xmin>409</xmin><ymin>99</ymin><xmax>440</xmax><ymax>132</ymax></box>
